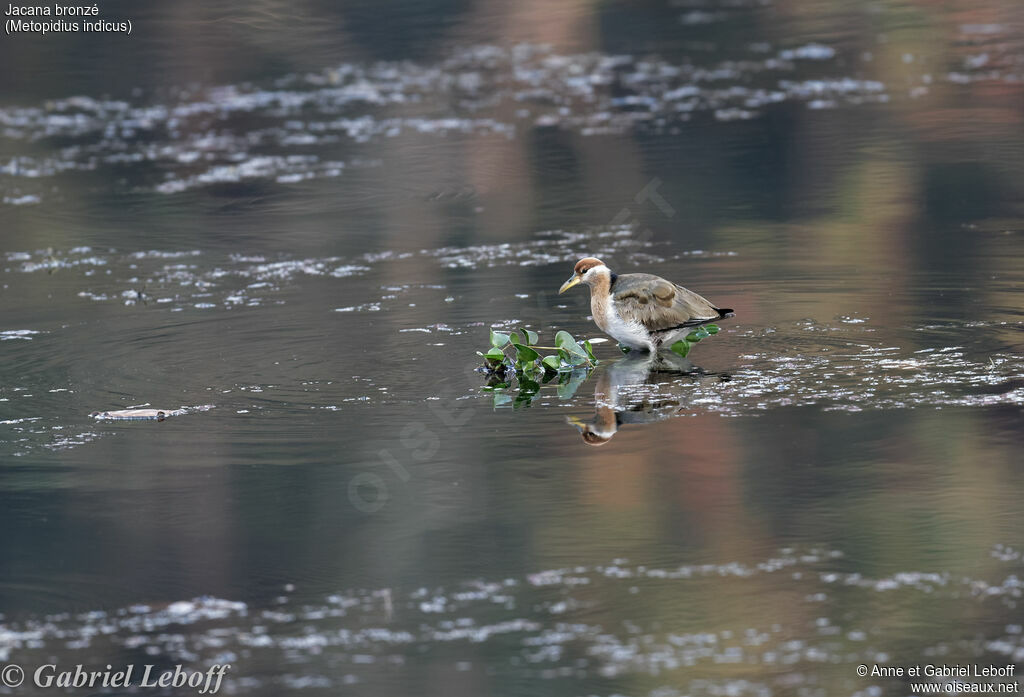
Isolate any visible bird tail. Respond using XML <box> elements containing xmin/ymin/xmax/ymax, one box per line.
<box><xmin>657</xmin><ymin>308</ymin><xmax>736</xmax><ymax>333</ymax></box>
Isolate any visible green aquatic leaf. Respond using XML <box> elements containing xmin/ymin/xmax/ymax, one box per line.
<box><xmin>686</xmin><ymin>331</ymin><xmax>702</xmax><ymax>342</ymax></box>
<box><xmin>542</xmin><ymin>355</ymin><xmax>561</xmax><ymax>370</ymax></box>
<box><xmin>490</xmin><ymin>330</ymin><xmax>510</xmax><ymax>348</ymax></box>
<box><xmin>485</xmin><ymin>347</ymin><xmax>505</xmax><ymax>360</ymax></box>
<box><xmin>509</xmin><ymin>331</ymin><xmax>522</xmax><ymax>345</ymax></box>
<box><xmin>670</xmin><ymin>340</ymin><xmax>690</xmax><ymax>358</ymax></box>
<box><xmin>704</xmin><ymin>324</ymin><xmax>720</xmax><ymax>334</ymax></box>
<box><xmin>520</xmin><ymin>327</ymin><xmax>539</xmax><ymax>345</ymax></box>
<box><xmin>695</xmin><ymin>328</ymin><xmax>710</xmax><ymax>340</ymax></box>
<box><xmin>493</xmin><ymin>393</ymin><xmax>513</xmax><ymax>408</ymax></box>
<box><xmin>583</xmin><ymin>340</ymin><xmax>597</xmax><ymax>363</ymax></box>
<box><xmin>557</xmin><ymin>332</ymin><xmax>589</xmax><ymax>358</ymax></box>
<box><xmin>522</xmin><ymin>362</ymin><xmax>543</xmax><ymax>381</ymax></box>
<box><xmin>514</xmin><ymin>343</ymin><xmax>540</xmax><ymax>362</ymax></box>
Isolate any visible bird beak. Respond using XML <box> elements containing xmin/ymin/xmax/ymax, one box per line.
<box><xmin>565</xmin><ymin>415</ymin><xmax>587</xmax><ymax>430</ymax></box>
<box><xmin>558</xmin><ymin>275</ymin><xmax>581</xmax><ymax>294</ymax></box>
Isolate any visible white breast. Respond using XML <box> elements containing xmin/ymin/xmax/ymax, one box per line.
<box><xmin>604</xmin><ymin>302</ymin><xmax>652</xmax><ymax>350</ymax></box>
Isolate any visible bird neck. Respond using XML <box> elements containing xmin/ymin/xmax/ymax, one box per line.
<box><xmin>588</xmin><ymin>272</ymin><xmax>612</xmax><ymax>329</ymax></box>
<box><xmin>588</xmin><ymin>269</ymin><xmax>613</xmax><ymax>296</ymax></box>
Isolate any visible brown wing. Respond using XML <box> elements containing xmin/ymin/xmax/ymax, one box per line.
<box><xmin>611</xmin><ymin>273</ymin><xmax>724</xmax><ymax>332</ymax></box>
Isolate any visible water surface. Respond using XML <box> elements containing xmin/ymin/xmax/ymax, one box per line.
<box><xmin>1</xmin><ymin>0</ymin><xmax>1023</xmax><ymax>695</ymax></box>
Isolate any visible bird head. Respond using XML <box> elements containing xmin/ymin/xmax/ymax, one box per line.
<box><xmin>558</xmin><ymin>257</ymin><xmax>609</xmax><ymax>294</ymax></box>
<box><xmin>565</xmin><ymin>415</ymin><xmax>615</xmax><ymax>446</ymax></box>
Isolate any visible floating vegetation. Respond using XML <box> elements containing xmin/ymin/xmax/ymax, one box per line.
<box><xmin>90</xmin><ymin>405</ymin><xmax>215</xmax><ymax>421</ymax></box>
<box><xmin>5</xmin><ymin>246</ymin><xmax>375</xmax><ymax>311</ymax></box>
<box><xmin>0</xmin><ymin>329</ymin><xmax>41</xmax><ymax>341</ymax></box>
<box><xmin>90</xmin><ymin>408</ymin><xmax>170</xmax><ymax>421</ymax></box>
<box><xmin>0</xmin><ymin>546</ymin><xmax>1020</xmax><ymax>694</ymax></box>
<box><xmin>5</xmin><ymin>30</ymin><xmax>1020</xmax><ymax>203</ymax></box>
<box><xmin>667</xmin><ymin>323</ymin><xmax>721</xmax><ymax>358</ymax></box>
<box><xmin>479</xmin><ymin>328</ymin><xmax>598</xmax><ymax>406</ymax></box>
<box><xmin>5</xmin><ymin>234</ymin><xmax>662</xmax><ymax>312</ymax></box>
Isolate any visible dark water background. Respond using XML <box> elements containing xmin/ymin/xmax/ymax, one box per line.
<box><xmin>1</xmin><ymin>0</ymin><xmax>1023</xmax><ymax>695</ymax></box>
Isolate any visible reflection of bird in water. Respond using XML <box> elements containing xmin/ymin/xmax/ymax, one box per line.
<box><xmin>557</xmin><ymin>257</ymin><xmax>733</xmax><ymax>352</ymax></box>
<box><xmin>567</xmin><ymin>352</ymin><xmax>730</xmax><ymax>446</ymax></box>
